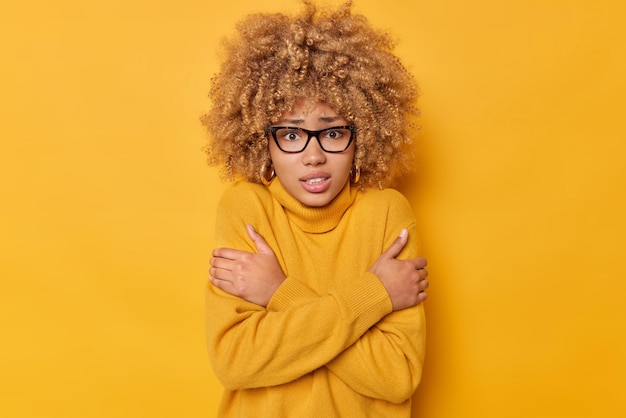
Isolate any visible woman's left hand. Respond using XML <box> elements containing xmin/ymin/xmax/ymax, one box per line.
<box><xmin>209</xmin><ymin>225</ymin><xmax>286</xmax><ymax>307</ymax></box>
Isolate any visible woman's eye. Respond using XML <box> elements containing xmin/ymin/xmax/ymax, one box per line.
<box><xmin>325</xmin><ymin>130</ymin><xmax>342</xmax><ymax>139</ymax></box>
<box><xmin>278</xmin><ymin>130</ymin><xmax>300</xmax><ymax>141</ymax></box>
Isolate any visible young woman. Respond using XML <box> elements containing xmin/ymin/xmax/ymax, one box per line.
<box><xmin>202</xmin><ymin>2</ymin><xmax>429</xmax><ymax>416</ymax></box>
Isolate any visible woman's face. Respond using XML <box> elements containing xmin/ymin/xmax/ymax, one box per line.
<box><xmin>268</xmin><ymin>100</ymin><xmax>355</xmax><ymax>207</ymax></box>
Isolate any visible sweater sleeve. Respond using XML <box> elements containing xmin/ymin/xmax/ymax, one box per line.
<box><xmin>205</xmin><ymin>184</ymin><xmax>394</xmax><ymax>390</ymax></box>
<box><xmin>263</xmin><ymin>224</ymin><xmax>426</xmax><ymax>403</ymax></box>
<box><xmin>324</xmin><ymin>224</ymin><xmax>426</xmax><ymax>403</ymax></box>
<box><xmin>321</xmin><ymin>194</ymin><xmax>427</xmax><ymax>403</ymax></box>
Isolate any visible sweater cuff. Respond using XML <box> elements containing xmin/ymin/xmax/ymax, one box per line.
<box><xmin>336</xmin><ymin>272</ymin><xmax>393</xmax><ymax>334</ymax></box>
<box><xmin>267</xmin><ymin>277</ymin><xmax>319</xmax><ymax>312</ymax></box>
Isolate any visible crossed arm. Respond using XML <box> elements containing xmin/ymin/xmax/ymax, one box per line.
<box><xmin>207</xmin><ymin>224</ymin><xmax>428</xmax><ymax>400</ymax></box>
<box><xmin>209</xmin><ymin>224</ymin><xmax>429</xmax><ymax>310</ymax></box>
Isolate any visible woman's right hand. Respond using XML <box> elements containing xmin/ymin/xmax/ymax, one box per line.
<box><xmin>209</xmin><ymin>224</ymin><xmax>286</xmax><ymax>307</ymax></box>
<box><xmin>368</xmin><ymin>229</ymin><xmax>429</xmax><ymax>311</ymax></box>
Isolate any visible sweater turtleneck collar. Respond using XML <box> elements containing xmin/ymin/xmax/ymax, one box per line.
<box><xmin>268</xmin><ymin>178</ymin><xmax>358</xmax><ymax>233</ymax></box>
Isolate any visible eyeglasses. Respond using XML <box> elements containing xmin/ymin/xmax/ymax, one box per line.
<box><xmin>267</xmin><ymin>125</ymin><xmax>356</xmax><ymax>153</ymax></box>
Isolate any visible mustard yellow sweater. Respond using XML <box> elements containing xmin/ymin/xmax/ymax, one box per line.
<box><xmin>206</xmin><ymin>179</ymin><xmax>426</xmax><ymax>417</ymax></box>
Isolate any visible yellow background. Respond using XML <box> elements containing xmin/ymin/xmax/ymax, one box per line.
<box><xmin>1</xmin><ymin>0</ymin><xmax>625</xmax><ymax>417</ymax></box>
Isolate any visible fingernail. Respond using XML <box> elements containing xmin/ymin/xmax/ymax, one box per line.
<box><xmin>399</xmin><ymin>228</ymin><xmax>407</xmax><ymax>238</ymax></box>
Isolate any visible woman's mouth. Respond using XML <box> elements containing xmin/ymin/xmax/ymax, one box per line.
<box><xmin>300</xmin><ymin>174</ymin><xmax>331</xmax><ymax>193</ymax></box>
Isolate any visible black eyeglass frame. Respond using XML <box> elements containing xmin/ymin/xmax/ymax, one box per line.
<box><xmin>266</xmin><ymin>125</ymin><xmax>356</xmax><ymax>154</ymax></box>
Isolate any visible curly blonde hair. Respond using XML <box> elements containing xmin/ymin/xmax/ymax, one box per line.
<box><xmin>201</xmin><ymin>0</ymin><xmax>419</xmax><ymax>189</ymax></box>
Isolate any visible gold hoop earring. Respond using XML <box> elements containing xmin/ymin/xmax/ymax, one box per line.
<box><xmin>260</xmin><ymin>162</ymin><xmax>275</xmax><ymax>186</ymax></box>
<box><xmin>350</xmin><ymin>165</ymin><xmax>361</xmax><ymax>184</ymax></box>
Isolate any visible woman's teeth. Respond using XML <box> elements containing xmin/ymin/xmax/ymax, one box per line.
<box><xmin>305</xmin><ymin>178</ymin><xmax>326</xmax><ymax>184</ymax></box>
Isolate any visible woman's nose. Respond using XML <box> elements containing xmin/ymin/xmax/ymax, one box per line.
<box><xmin>302</xmin><ymin>137</ymin><xmax>327</xmax><ymax>165</ymax></box>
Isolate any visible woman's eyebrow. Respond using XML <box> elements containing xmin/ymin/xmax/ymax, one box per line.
<box><xmin>280</xmin><ymin>118</ymin><xmax>306</xmax><ymax>125</ymax></box>
<box><xmin>319</xmin><ymin>116</ymin><xmax>342</xmax><ymax>123</ymax></box>
<box><xmin>278</xmin><ymin>116</ymin><xmax>343</xmax><ymax>125</ymax></box>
